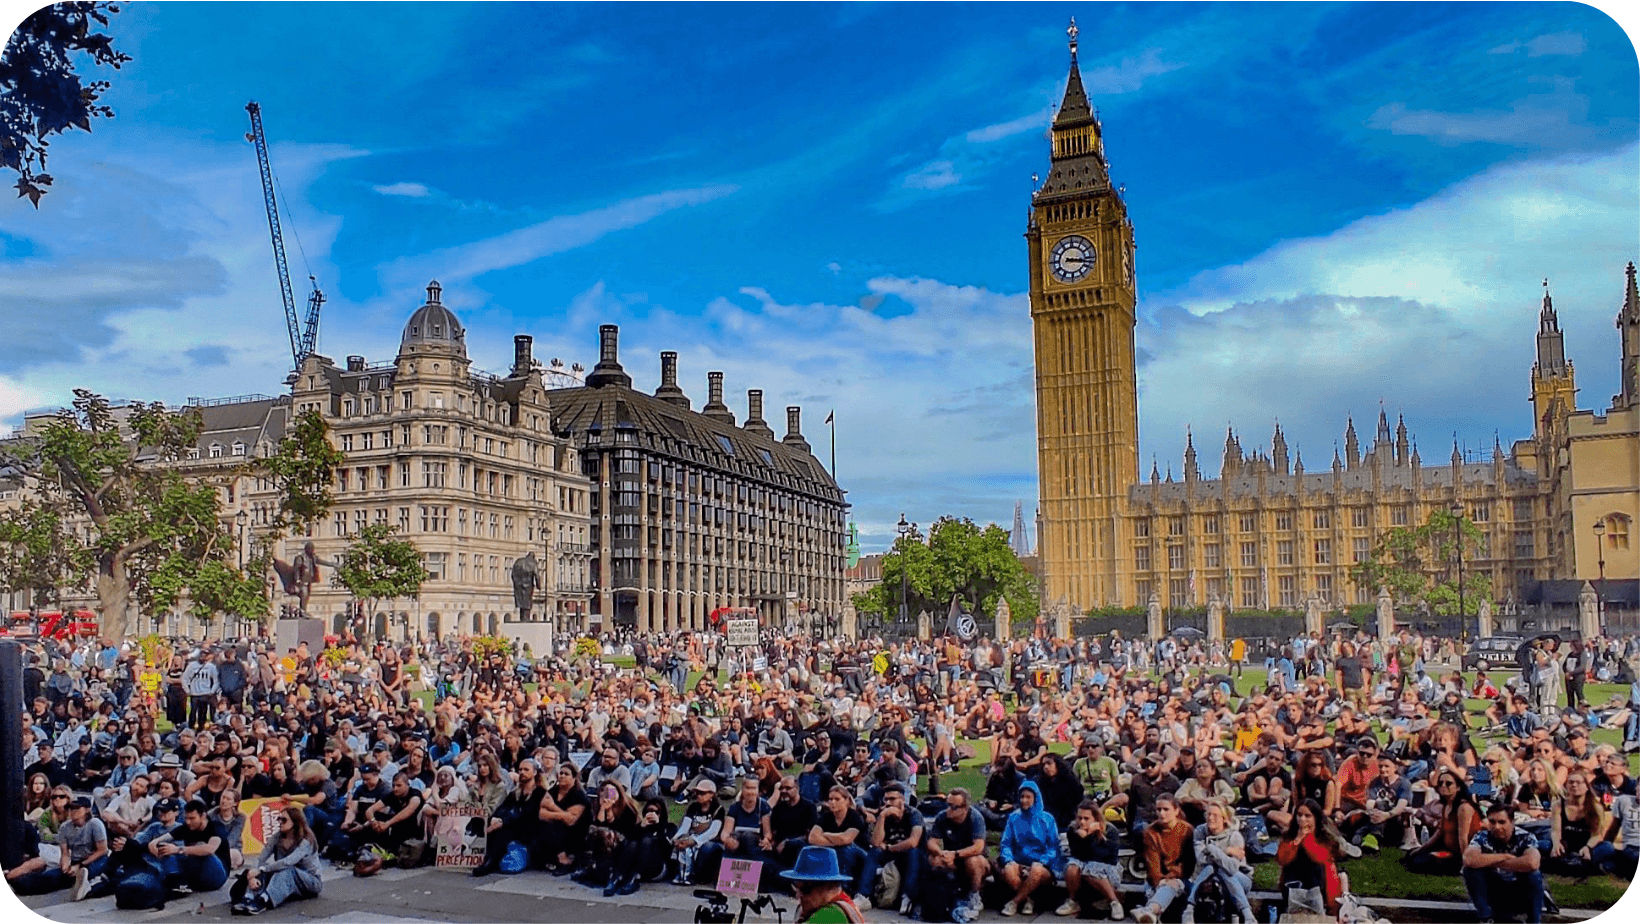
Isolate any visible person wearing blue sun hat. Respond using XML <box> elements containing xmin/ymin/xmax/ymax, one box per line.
<box><xmin>780</xmin><ymin>845</ymin><xmax>866</xmax><ymax>923</ymax></box>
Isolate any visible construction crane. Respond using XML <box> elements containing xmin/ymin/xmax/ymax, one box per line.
<box><xmin>245</xmin><ymin>101</ymin><xmax>324</xmax><ymax>374</ymax></box>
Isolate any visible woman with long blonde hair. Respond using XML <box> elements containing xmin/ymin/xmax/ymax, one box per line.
<box><xmin>1546</xmin><ymin>769</ymin><xmax>1612</xmax><ymax>876</ymax></box>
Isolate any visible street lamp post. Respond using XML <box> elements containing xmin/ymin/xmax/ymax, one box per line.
<box><xmin>1594</xmin><ymin>519</ymin><xmax>1607</xmax><ymax>634</ymax></box>
<box><xmin>896</xmin><ymin>514</ymin><xmax>913</xmax><ymax>631</ymax></box>
<box><xmin>236</xmin><ymin>510</ymin><xmax>249</xmax><ymax>570</ymax></box>
<box><xmin>1450</xmin><ymin>500</ymin><xmax>1466</xmax><ymax>642</ymax></box>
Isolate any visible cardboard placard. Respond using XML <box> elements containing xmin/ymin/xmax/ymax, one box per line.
<box><xmin>716</xmin><ymin>857</ymin><xmax>763</xmax><ymax>899</ymax></box>
<box><xmin>433</xmin><ymin>803</ymin><xmax>489</xmax><ymax>868</ymax></box>
<box><xmin>726</xmin><ymin>617</ymin><xmax>759</xmax><ymax>649</ymax></box>
<box><xmin>241</xmin><ymin>798</ymin><xmax>288</xmax><ymax>857</ymax></box>
<box><xmin>569</xmin><ymin>750</ymin><xmax>596</xmax><ymax>770</ymax></box>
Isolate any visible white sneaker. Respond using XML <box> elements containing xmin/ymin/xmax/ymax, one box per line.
<box><xmin>1056</xmin><ymin>899</ymin><xmax>1081</xmax><ymax>917</ymax></box>
<box><xmin>1132</xmin><ymin>906</ymin><xmax>1157</xmax><ymax>924</ymax></box>
<box><xmin>1341</xmin><ymin>841</ymin><xmax>1362</xmax><ymax>859</ymax></box>
<box><xmin>71</xmin><ymin>867</ymin><xmax>91</xmax><ymax>902</ymax></box>
<box><xmin>1111</xmin><ymin>901</ymin><xmax>1126</xmax><ymax>920</ymax></box>
<box><xmin>901</xmin><ymin>895</ymin><xmax>915</xmax><ymax>916</ymax></box>
<box><xmin>1023</xmin><ymin>898</ymin><xmax>1036</xmax><ymax>916</ymax></box>
<box><xmin>1182</xmin><ymin>905</ymin><xmax>1195</xmax><ymax>924</ymax></box>
<box><xmin>1003</xmin><ymin>899</ymin><xmax>1020</xmax><ymax>917</ymax></box>
<box><xmin>855</xmin><ymin>894</ymin><xmax>873</xmax><ymax>912</ymax></box>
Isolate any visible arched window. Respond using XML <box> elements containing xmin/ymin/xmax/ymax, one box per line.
<box><xmin>1604</xmin><ymin>513</ymin><xmax>1632</xmax><ymax>552</ymax></box>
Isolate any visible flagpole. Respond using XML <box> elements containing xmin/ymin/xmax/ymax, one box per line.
<box><xmin>828</xmin><ymin>410</ymin><xmax>836</xmax><ymax>481</ymax></box>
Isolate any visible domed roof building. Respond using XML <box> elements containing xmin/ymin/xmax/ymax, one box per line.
<box><xmin>398</xmin><ymin>280</ymin><xmax>467</xmax><ymax>359</ymax></box>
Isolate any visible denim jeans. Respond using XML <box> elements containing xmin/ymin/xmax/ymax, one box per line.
<box><xmin>159</xmin><ymin>853</ymin><xmax>229</xmax><ymax>894</ymax></box>
<box><xmin>1188</xmin><ymin>865</ymin><xmax>1253</xmax><ymax>913</ymax></box>
<box><xmin>859</xmin><ymin>846</ymin><xmax>923</xmax><ymax>906</ymax></box>
<box><xmin>1462</xmin><ymin>867</ymin><xmax>1544</xmax><ymax>923</ymax></box>
<box><xmin>1145</xmin><ymin>878</ymin><xmax>1183</xmax><ymax>914</ymax></box>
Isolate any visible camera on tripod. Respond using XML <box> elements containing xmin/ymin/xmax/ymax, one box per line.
<box><xmin>693</xmin><ymin>889</ymin><xmax>784</xmax><ymax>924</ymax></box>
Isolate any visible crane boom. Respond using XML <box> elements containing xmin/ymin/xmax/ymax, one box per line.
<box><xmin>245</xmin><ymin>101</ymin><xmax>322</xmax><ymax>370</ymax></box>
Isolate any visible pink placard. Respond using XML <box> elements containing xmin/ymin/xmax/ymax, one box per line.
<box><xmin>716</xmin><ymin>857</ymin><xmax>763</xmax><ymax>898</ymax></box>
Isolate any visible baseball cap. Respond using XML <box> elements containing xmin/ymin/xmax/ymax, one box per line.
<box><xmin>693</xmin><ymin>778</ymin><xmax>717</xmax><ymax>793</ymax></box>
<box><xmin>371</xmin><ymin>742</ymin><xmax>390</xmax><ymax>752</ymax></box>
<box><xmin>155</xmin><ymin>798</ymin><xmax>183</xmax><ymax>815</ymax></box>
<box><xmin>361</xmin><ymin>764</ymin><xmax>382</xmax><ymax>775</ymax></box>
<box><xmin>70</xmin><ymin>796</ymin><xmax>93</xmax><ymax>810</ymax></box>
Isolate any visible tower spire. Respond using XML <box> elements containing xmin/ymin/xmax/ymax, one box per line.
<box><xmin>1184</xmin><ymin>427</ymin><xmax>1199</xmax><ymax>482</ymax></box>
<box><xmin>1617</xmin><ymin>260</ymin><xmax>1640</xmax><ymax>409</ymax></box>
<box><xmin>1536</xmin><ymin>277</ymin><xmax>1568</xmax><ymax>374</ymax></box>
<box><xmin>1343</xmin><ymin>416</ymin><xmax>1360</xmax><ymax>469</ymax></box>
<box><xmin>1038</xmin><ymin>16</ymin><xmax>1108</xmax><ymax>199</ymax></box>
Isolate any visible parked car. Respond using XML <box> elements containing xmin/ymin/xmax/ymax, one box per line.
<box><xmin>1462</xmin><ymin>635</ymin><xmax>1526</xmax><ymax>671</ymax></box>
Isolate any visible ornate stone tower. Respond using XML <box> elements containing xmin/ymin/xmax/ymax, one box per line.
<box><xmin>1531</xmin><ymin>279</ymin><xmax>1577</xmax><ymax>440</ymax></box>
<box><xmin>1029</xmin><ymin>18</ymin><xmax>1139</xmax><ymax>609</ymax></box>
<box><xmin>1616</xmin><ymin>261</ymin><xmax>1640</xmax><ymax>410</ymax></box>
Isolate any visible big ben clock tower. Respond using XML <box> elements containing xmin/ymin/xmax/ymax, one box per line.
<box><xmin>1029</xmin><ymin>18</ymin><xmax>1139</xmax><ymax>610</ymax></box>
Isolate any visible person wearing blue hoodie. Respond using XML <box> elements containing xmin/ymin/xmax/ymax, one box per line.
<box><xmin>997</xmin><ymin>780</ymin><xmax>1062</xmax><ymax>917</ymax></box>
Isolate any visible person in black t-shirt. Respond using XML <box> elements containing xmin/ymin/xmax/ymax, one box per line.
<box><xmin>472</xmin><ymin>759</ymin><xmax>547</xmax><ymax>877</ymax></box>
<box><xmin>858</xmin><ymin>783</ymin><xmax>924</xmax><ymax>913</ymax></box>
<box><xmin>770</xmin><ymin>776</ymin><xmax>820</xmax><ymax>870</ymax></box>
<box><xmin>537</xmin><ymin>762</ymin><xmax>591</xmax><ymax>873</ymax></box>
<box><xmin>359</xmin><ymin>774</ymin><xmax>424</xmax><ymax>854</ymax></box>
<box><xmin>924</xmin><ymin>787</ymin><xmax>989</xmax><ymax>918</ymax></box>
<box><xmin>148</xmin><ymin>800</ymin><xmax>230</xmax><ymax>895</ymax></box>
<box><xmin>810</xmin><ymin>785</ymin><xmax>869</xmax><ymax>901</ymax></box>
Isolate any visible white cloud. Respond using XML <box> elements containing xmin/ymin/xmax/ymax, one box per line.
<box><xmin>372</xmin><ymin>181</ymin><xmax>432</xmax><ymax>197</ymax></box>
<box><xmin>1081</xmin><ymin>48</ymin><xmax>1186</xmax><ymax>95</ymax></box>
<box><xmin>378</xmin><ymin>184</ymin><xmax>738</xmax><ymax>289</ymax></box>
<box><xmin>1489</xmin><ymin>32</ymin><xmax>1587</xmax><ymax>57</ymax></box>
<box><xmin>1136</xmin><ymin>141</ymin><xmax>1637</xmax><ymax>480</ymax></box>
<box><xmin>900</xmin><ymin>160</ymin><xmax>961</xmax><ymax>190</ymax></box>
<box><xmin>1367</xmin><ymin>78</ymin><xmax>1593</xmax><ymax>146</ymax></box>
<box><xmin>966</xmin><ymin>110</ymin><xmax>1052</xmax><ymax>144</ymax></box>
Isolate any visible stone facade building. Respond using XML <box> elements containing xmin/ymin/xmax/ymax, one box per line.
<box><xmin>548</xmin><ymin>326</ymin><xmax>848</xmax><ymax>634</ymax></box>
<box><xmin>278</xmin><ymin>281</ymin><xmax>594</xmax><ymax>647</ymax></box>
<box><xmin>1030</xmin><ymin>27</ymin><xmax>1640</xmax><ymax>618</ymax></box>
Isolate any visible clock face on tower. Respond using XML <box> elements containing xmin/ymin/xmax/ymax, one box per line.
<box><xmin>1050</xmin><ymin>235</ymin><xmax>1096</xmax><ymax>282</ymax></box>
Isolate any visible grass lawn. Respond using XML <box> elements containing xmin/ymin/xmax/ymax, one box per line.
<box><xmin>1249</xmin><ymin>847</ymin><xmax>1630</xmax><ymax>908</ymax></box>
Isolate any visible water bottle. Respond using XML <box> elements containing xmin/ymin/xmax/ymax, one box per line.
<box><xmin>1267</xmin><ymin>904</ymin><xmax>1280</xmax><ymax>924</ymax></box>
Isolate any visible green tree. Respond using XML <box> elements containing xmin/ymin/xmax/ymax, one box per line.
<box><xmin>0</xmin><ymin>390</ymin><xmax>232</xmax><ymax>640</ymax></box>
<box><xmin>334</xmin><ymin>523</ymin><xmax>428</xmax><ymax>628</ymax></box>
<box><xmin>0</xmin><ymin>2</ymin><xmax>131</xmax><ymax>206</ymax></box>
<box><xmin>257</xmin><ymin>408</ymin><xmax>346</xmax><ymax>535</ymax></box>
<box><xmin>1348</xmin><ymin>506</ymin><xmax>1492</xmax><ymax>617</ymax></box>
<box><xmin>0</xmin><ymin>500</ymin><xmax>89</xmax><ymax>609</ymax></box>
<box><xmin>851</xmin><ymin>516</ymin><xmax>1039</xmax><ymax>631</ymax></box>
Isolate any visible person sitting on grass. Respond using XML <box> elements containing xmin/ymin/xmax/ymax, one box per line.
<box><xmin>1275</xmin><ymin>798</ymin><xmax>1348</xmax><ymax>917</ymax></box>
<box><xmin>1131</xmin><ymin>794</ymin><xmax>1192</xmax><ymax>924</ymax></box>
<box><xmin>230</xmin><ymin>805</ymin><xmax>322</xmax><ymax>916</ymax></box>
<box><xmin>1544</xmin><ymin>769</ymin><xmax>1613</xmax><ymax>877</ymax></box>
<box><xmin>1057</xmin><ymin>798</ymin><xmax>1123</xmax><ymax>920</ymax></box>
<box><xmin>1463</xmin><ymin>802</ymin><xmax>1546</xmax><ymax>924</ymax></box>
<box><xmin>1403</xmin><ymin>770</ymin><xmax>1483</xmax><ymax>875</ymax></box>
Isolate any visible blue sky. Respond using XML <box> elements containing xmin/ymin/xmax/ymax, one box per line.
<box><xmin>0</xmin><ymin>2</ymin><xmax>1636</xmax><ymax>553</ymax></box>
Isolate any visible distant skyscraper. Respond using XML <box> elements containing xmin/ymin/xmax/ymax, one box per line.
<box><xmin>1010</xmin><ymin>500</ymin><xmax>1032</xmax><ymax>557</ymax></box>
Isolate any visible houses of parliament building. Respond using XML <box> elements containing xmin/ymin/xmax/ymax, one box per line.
<box><xmin>1031</xmin><ymin>23</ymin><xmax>1640</xmax><ymax>616</ymax></box>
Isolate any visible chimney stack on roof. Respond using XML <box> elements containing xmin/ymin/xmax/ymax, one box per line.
<box><xmin>585</xmin><ymin>324</ymin><xmax>632</xmax><ymax>389</ymax></box>
<box><xmin>743</xmin><ymin>389</ymin><xmax>775</xmax><ymax>439</ymax></box>
<box><xmin>703</xmin><ymin>372</ymin><xmax>736</xmax><ymax>423</ymax></box>
<box><xmin>512</xmin><ymin>335</ymin><xmax>533</xmax><ymax>376</ymax></box>
<box><xmin>783</xmin><ymin>406</ymin><xmax>811</xmax><ymax>452</ymax></box>
<box><xmin>654</xmin><ymin>351</ymin><xmax>690</xmax><ymax>408</ymax></box>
